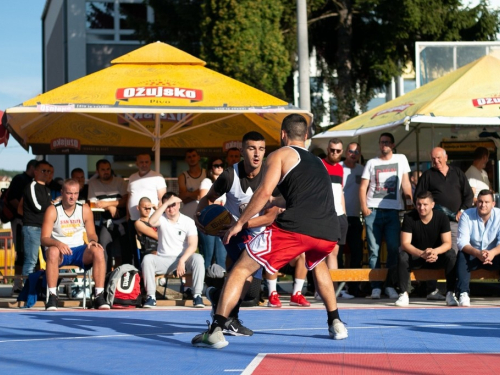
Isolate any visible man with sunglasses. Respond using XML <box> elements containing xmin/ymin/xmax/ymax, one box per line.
<box><xmin>360</xmin><ymin>132</ymin><xmax>412</xmax><ymax>299</ymax></box>
<box><xmin>141</xmin><ymin>192</ymin><xmax>205</xmax><ymax>308</ymax></box>
<box><xmin>21</xmin><ymin>160</ymin><xmax>53</xmax><ymax>276</ymax></box>
<box><xmin>322</xmin><ymin>138</ymin><xmax>352</xmax><ymax>299</ymax></box>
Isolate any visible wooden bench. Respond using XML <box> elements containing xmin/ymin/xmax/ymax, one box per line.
<box><xmin>330</xmin><ymin>268</ymin><xmax>499</xmax><ymax>297</ymax></box>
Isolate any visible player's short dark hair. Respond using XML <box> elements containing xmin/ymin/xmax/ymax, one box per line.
<box><xmin>71</xmin><ymin>168</ymin><xmax>84</xmax><ymax>176</ymax></box>
<box><xmin>26</xmin><ymin>159</ymin><xmax>38</xmax><ymax>171</ymax></box>
<box><xmin>282</xmin><ymin>114</ymin><xmax>308</xmax><ymax>140</ymax></box>
<box><xmin>416</xmin><ymin>191</ymin><xmax>434</xmax><ymax>202</ymax></box>
<box><xmin>379</xmin><ymin>132</ymin><xmax>395</xmax><ymax>144</ymax></box>
<box><xmin>242</xmin><ymin>131</ymin><xmax>265</xmax><ymax>145</ymax></box>
<box><xmin>478</xmin><ymin>189</ymin><xmax>494</xmax><ymax>200</ymax></box>
<box><xmin>473</xmin><ymin>147</ymin><xmax>489</xmax><ymax>161</ymax></box>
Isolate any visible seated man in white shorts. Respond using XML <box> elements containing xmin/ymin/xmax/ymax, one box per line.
<box><xmin>141</xmin><ymin>192</ymin><xmax>205</xmax><ymax>308</ymax></box>
<box><xmin>41</xmin><ymin>179</ymin><xmax>109</xmax><ymax>310</ymax></box>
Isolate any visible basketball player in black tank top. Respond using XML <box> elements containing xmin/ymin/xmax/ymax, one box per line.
<box><xmin>192</xmin><ymin>114</ymin><xmax>348</xmax><ymax>349</ymax></box>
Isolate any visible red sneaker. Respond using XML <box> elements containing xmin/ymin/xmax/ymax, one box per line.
<box><xmin>290</xmin><ymin>292</ymin><xmax>311</xmax><ymax>307</ymax></box>
<box><xmin>267</xmin><ymin>291</ymin><xmax>282</xmax><ymax>308</ymax></box>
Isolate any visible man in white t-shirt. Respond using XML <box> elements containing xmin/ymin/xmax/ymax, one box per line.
<box><xmin>360</xmin><ymin>132</ymin><xmax>412</xmax><ymax>299</ymax></box>
<box><xmin>127</xmin><ymin>153</ymin><xmax>167</xmax><ymax>266</ymax></box>
<box><xmin>141</xmin><ymin>192</ymin><xmax>205</xmax><ymax>308</ymax></box>
<box><xmin>465</xmin><ymin>147</ymin><xmax>491</xmax><ymax>204</ymax></box>
<box><xmin>178</xmin><ymin>149</ymin><xmax>206</xmax><ymax>219</ymax></box>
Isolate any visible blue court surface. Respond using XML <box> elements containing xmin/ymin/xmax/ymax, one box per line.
<box><xmin>1</xmin><ymin>306</ymin><xmax>499</xmax><ymax>374</ymax></box>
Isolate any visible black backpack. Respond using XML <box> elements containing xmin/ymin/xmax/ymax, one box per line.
<box><xmin>0</xmin><ymin>187</ymin><xmax>16</xmax><ymax>223</ymax></box>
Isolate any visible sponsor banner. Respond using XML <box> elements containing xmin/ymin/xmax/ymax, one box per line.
<box><xmin>223</xmin><ymin>140</ymin><xmax>242</xmax><ymax>151</ymax></box>
<box><xmin>472</xmin><ymin>97</ymin><xmax>500</xmax><ymax>107</ymax></box>
<box><xmin>116</xmin><ymin>86</ymin><xmax>203</xmax><ymax>101</ymax></box>
<box><xmin>50</xmin><ymin>138</ymin><xmax>81</xmax><ymax>151</ymax></box>
<box><xmin>371</xmin><ymin>103</ymin><xmax>413</xmax><ymax>119</ymax></box>
<box><xmin>37</xmin><ymin>104</ymin><xmax>75</xmax><ymax>113</ymax></box>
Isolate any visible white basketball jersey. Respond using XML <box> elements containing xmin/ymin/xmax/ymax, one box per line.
<box><xmin>52</xmin><ymin>202</ymin><xmax>85</xmax><ymax>248</ymax></box>
<box><xmin>224</xmin><ymin>163</ymin><xmax>264</xmax><ymax>236</ymax></box>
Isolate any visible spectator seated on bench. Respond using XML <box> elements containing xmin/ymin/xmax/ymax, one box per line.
<box><xmin>141</xmin><ymin>192</ymin><xmax>205</xmax><ymax>308</ymax></box>
<box><xmin>41</xmin><ymin>179</ymin><xmax>109</xmax><ymax>311</ymax></box>
<box><xmin>456</xmin><ymin>189</ymin><xmax>500</xmax><ymax>307</ymax></box>
<box><xmin>134</xmin><ymin>196</ymin><xmax>158</xmax><ymax>262</ymax></box>
<box><xmin>396</xmin><ymin>191</ymin><xmax>457</xmax><ymax>307</ymax></box>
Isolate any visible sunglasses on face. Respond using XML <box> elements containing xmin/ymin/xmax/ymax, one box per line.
<box><xmin>40</xmin><ymin>169</ymin><xmax>51</xmax><ymax>173</ymax></box>
<box><xmin>348</xmin><ymin>150</ymin><xmax>360</xmax><ymax>155</ymax></box>
<box><xmin>379</xmin><ymin>140</ymin><xmax>392</xmax><ymax>145</ymax></box>
<box><xmin>141</xmin><ymin>207</ymin><xmax>152</xmax><ymax>211</ymax></box>
<box><xmin>329</xmin><ymin>148</ymin><xmax>343</xmax><ymax>154</ymax></box>
<box><xmin>212</xmin><ymin>164</ymin><xmax>224</xmax><ymax>168</ymax></box>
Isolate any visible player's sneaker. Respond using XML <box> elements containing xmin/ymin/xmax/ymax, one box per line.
<box><xmin>267</xmin><ymin>291</ymin><xmax>282</xmax><ymax>308</ymax></box>
<box><xmin>370</xmin><ymin>288</ymin><xmax>381</xmax><ymax>299</ymax></box>
<box><xmin>45</xmin><ymin>293</ymin><xmax>58</xmax><ymax>311</ymax></box>
<box><xmin>385</xmin><ymin>287</ymin><xmax>399</xmax><ymax>299</ymax></box>
<box><xmin>290</xmin><ymin>292</ymin><xmax>311</xmax><ymax>307</ymax></box>
<box><xmin>427</xmin><ymin>289</ymin><xmax>446</xmax><ymax>301</ymax></box>
<box><xmin>223</xmin><ymin>318</ymin><xmax>254</xmax><ymax>336</ymax></box>
<box><xmin>445</xmin><ymin>291</ymin><xmax>458</xmax><ymax>306</ymax></box>
<box><xmin>328</xmin><ymin>319</ymin><xmax>348</xmax><ymax>340</ymax></box>
<box><xmin>458</xmin><ymin>292</ymin><xmax>470</xmax><ymax>307</ymax></box>
<box><xmin>395</xmin><ymin>292</ymin><xmax>409</xmax><ymax>307</ymax></box>
<box><xmin>93</xmin><ymin>292</ymin><xmax>111</xmax><ymax>310</ymax></box>
<box><xmin>191</xmin><ymin>321</ymin><xmax>228</xmax><ymax>349</ymax></box>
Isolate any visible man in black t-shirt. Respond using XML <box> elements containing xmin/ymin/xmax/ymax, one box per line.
<box><xmin>396</xmin><ymin>191</ymin><xmax>458</xmax><ymax>307</ymax></box>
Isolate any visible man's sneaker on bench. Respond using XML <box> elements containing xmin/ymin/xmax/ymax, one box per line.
<box><xmin>395</xmin><ymin>292</ymin><xmax>409</xmax><ymax>307</ymax></box>
<box><xmin>46</xmin><ymin>293</ymin><xmax>59</xmax><ymax>311</ymax></box>
<box><xmin>427</xmin><ymin>289</ymin><xmax>446</xmax><ymax>301</ymax></box>
<box><xmin>458</xmin><ymin>292</ymin><xmax>470</xmax><ymax>307</ymax></box>
<box><xmin>193</xmin><ymin>295</ymin><xmax>205</xmax><ymax>308</ymax></box>
<box><xmin>223</xmin><ymin>318</ymin><xmax>253</xmax><ymax>336</ymax></box>
<box><xmin>385</xmin><ymin>287</ymin><xmax>399</xmax><ymax>299</ymax></box>
<box><xmin>93</xmin><ymin>292</ymin><xmax>110</xmax><ymax>310</ymax></box>
<box><xmin>339</xmin><ymin>290</ymin><xmax>355</xmax><ymax>299</ymax></box>
<box><xmin>446</xmin><ymin>291</ymin><xmax>458</xmax><ymax>306</ymax></box>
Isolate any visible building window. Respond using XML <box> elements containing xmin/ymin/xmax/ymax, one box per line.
<box><xmin>86</xmin><ymin>0</ymin><xmax>150</xmax><ymax>43</ymax></box>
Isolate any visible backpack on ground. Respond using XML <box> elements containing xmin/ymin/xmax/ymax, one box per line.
<box><xmin>105</xmin><ymin>264</ymin><xmax>141</xmax><ymax>308</ymax></box>
<box><xmin>0</xmin><ymin>187</ymin><xmax>16</xmax><ymax>223</ymax></box>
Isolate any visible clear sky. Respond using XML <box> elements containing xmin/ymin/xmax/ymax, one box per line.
<box><xmin>0</xmin><ymin>0</ymin><xmax>44</xmax><ymax>171</ymax></box>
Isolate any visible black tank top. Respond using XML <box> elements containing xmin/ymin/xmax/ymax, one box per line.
<box><xmin>275</xmin><ymin>146</ymin><xmax>340</xmax><ymax>242</ymax></box>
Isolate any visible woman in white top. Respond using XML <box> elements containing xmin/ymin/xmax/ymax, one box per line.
<box><xmin>198</xmin><ymin>157</ymin><xmax>227</xmax><ymax>270</ymax></box>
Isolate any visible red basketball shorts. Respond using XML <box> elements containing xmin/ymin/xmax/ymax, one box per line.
<box><xmin>245</xmin><ymin>223</ymin><xmax>337</xmax><ymax>274</ymax></box>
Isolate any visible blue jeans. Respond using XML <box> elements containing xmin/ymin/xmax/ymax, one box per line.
<box><xmin>198</xmin><ymin>230</ymin><xmax>227</xmax><ymax>270</ymax></box>
<box><xmin>364</xmin><ymin>208</ymin><xmax>401</xmax><ymax>288</ymax></box>
<box><xmin>456</xmin><ymin>250</ymin><xmax>500</xmax><ymax>295</ymax></box>
<box><xmin>22</xmin><ymin>226</ymin><xmax>42</xmax><ymax>275</ymax></box>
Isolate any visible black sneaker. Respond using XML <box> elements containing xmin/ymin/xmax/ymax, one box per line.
<box><xmin>45</xmin><ymin>293</ymin><xmax>58</xmax><ymax>311</ymax></box>
<box><xmin>223</xmin><ymin>318</ymin><xmax>253</xmax><ymax>336</ymax></box>
<box><xmin>183</xmin><ymin>288</ymin><xmax>194</xmax><ymax>300</ymax></box>
<box><xmin>93</xmin><ymin>292</ymin><xmax>110</xmax><ymax>310</ymax></box>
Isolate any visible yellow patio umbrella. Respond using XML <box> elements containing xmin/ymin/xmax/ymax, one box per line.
<box><xmin>4</xmin><ymin>42</ymin><xmax>312</xmax><ymax>169</ymax></box>
<box><xmin>312</xmin><ymin>52</ymin><xmax>500</xmax><ymax>161</ymax></box>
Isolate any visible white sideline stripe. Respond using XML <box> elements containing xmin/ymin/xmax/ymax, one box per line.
<box><xmin>0</xmin><ymin>322</ymin><xmax>496</xmax><ymax>344</ymax></box>
<box><xmin>241</xmin><ymin>353</ymin><xmax>266</xmax><ymax>375</ymax></box>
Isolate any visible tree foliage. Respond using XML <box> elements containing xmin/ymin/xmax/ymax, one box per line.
<box><xmin>131</xmin><ymin>0</ymin><xmax>500</xmax><ymax>123</ymax></box>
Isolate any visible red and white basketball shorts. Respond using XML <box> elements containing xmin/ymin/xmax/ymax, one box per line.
<box><xmin>245</xmin><ymin>223</ymin><xmax>337</xmax><ymax>274</ymax></box>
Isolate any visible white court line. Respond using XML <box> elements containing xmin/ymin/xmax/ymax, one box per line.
<box><xmin>0</xmin><ymin>322</ymin><xmax>496</xmax><ymax>344</ymax></box>
<box><xmin>241</xmin><ymin>353</ymin><xmax>266</xmax><ymax>375</ymax></box>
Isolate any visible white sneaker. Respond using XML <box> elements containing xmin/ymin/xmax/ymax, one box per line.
<box><xmin>445</xmin><ymin>291</ymin><xmax>458</xmax><ymax>306</ymax></box>
<box><xmin>339</xmin><ymin>290</ymin><xmax>355</xmax><ymax>299</ymax></box>
<box><xmin>385</xmin><ymin>287</ymin><xmax>399</xmax><ymax>299</ymax></box>
<box><xmin>458</xmin><ymin>292</ymin><xmax>471</xmax><ymax>307</ymax></box>
<box><xmin>395</xmin><ymin>292</ymin><xmax>409</xmax><ymax>306</ymax></box>
<box><xmin>371</xmin><ymin>288</ymin><xmax>381</xmax><ymax>299</ymax></box>
<box><xmin>328</xmin><ymin>318</ymin><xmax>348</xmax><ymax>340</ymax></box>
<box><xmin>427</xmin><ymin>289</ymin><xmax>446</xmax><ymax>300</ymax></box>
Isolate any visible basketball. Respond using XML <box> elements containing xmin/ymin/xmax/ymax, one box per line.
<box><xmin>198</xmin><ymin>204</ymin><xmax>233</xmax><ymax>236</ymax></box>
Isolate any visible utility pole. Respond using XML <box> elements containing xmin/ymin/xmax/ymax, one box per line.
<box><xmin>297</xmin><ymin>0</ymin><xmax>311</xmax><ymax>111</ymax></box>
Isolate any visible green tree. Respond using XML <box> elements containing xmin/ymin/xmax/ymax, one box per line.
<box><xmin>201</xmin><ymin>0</ymin><xmax>291</xmax><ymax>99</ymax></box>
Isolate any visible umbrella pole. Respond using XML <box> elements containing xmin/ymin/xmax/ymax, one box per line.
<box><xmin>154</xmin><ymin>114</ymin><xmax>161</xmax><ymax>173</ymax></box>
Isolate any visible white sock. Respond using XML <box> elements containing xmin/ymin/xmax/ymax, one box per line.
<box><xmin>193</xmin><ymin>293</ymin><xmax>201</xmax><ymax>299</ymax></box>
<box><xmin>149</xmin><ymin>295</ymin><xmax>156</xmax><ymax>300</ymax></box>
<box><xmin>293</xmin><ymin>279</ymin><xmax>305</xmax><ymax>295</ymax></box>
<box><xmin>95</xmin><ymin>287</ymin><xmax>104</xmax><ymax>295</ymax></box>
<box><xmin>267</xmin><ymin>279</ymin><xmax>277</xmax><ymax>295</ymax></box>
<box><xmin>48</xmin><ymin>287</ymin><xmax>57</xmax><ymax>295</ymax></box>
